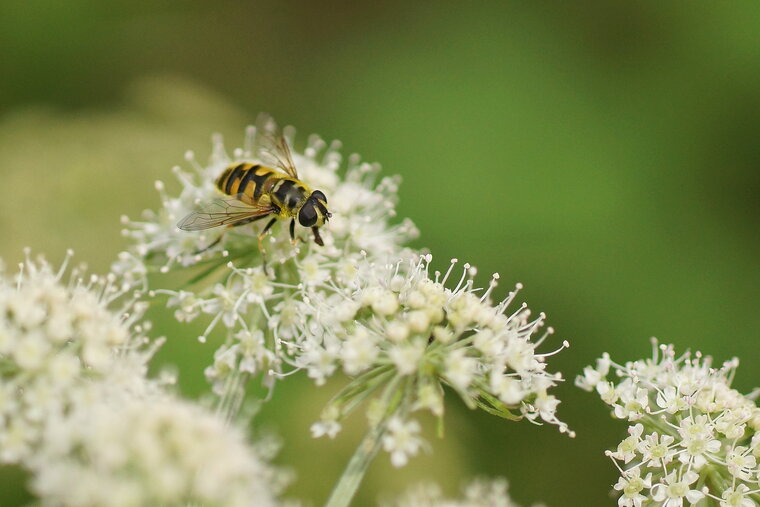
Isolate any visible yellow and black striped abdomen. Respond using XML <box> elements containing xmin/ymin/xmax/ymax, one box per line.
<box><xmin>216</xmin><ymin>162</ymin><xmax>280</xmax><ymax>201</ymax></box>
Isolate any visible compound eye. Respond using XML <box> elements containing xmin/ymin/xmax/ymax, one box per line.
<box><xmin>312</xmin><ymin>190</ymin><xmax>327</xmax><ymax>203</ymax></box>
<box><xmin>298</xmin><ymin>203</ymin><xmax>317</xmax><ymax>227</ymax></box>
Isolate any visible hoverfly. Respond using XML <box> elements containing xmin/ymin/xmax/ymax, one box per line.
<box><xmin>177</xmin><ymin>114</ymin><xmax>331</xmax><ymax>254</ymax></box>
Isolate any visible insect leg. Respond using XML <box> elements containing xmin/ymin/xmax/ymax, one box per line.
<box><xmin>289</xmin><ymin>219</ymin><xmax>297</xmax><ymax>245</ymax></box>
<box><xmin>311</xmin><ymin>226</ymin><xmax>324</xmax><ymax>246</ymax></box>
<box><xmin>193</xmin><ymin>214</ymin><xmax>269</xmax><ymax>254</ymax></box>
<box><xmin>194</xmin><ymin>234</ymin><xmax>223</xmax><ymax>254</ymax></box>
<box><xmin>260</xmin><ymin>217</ymin><xmax>278</xmax><ymax>237</ymax></box>
<box><xmin>258</xmin><ymin>217</ymin><xmax>279</xmax><ymax>273</ymax></box>
<box><xmin>194</xmin><ymin>224</ymin><xmax>236</xmax><ymax>254</ymax></box>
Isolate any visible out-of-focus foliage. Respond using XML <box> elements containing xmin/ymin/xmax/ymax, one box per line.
<box><xmin>1</xmin><ymin>1</ymin><xmax>758</xmax><ymax>505</ymax></box>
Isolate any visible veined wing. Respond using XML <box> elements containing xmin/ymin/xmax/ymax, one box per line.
<box><xmin>255</xmin><ymin>113</ymin><xmax>299</xmax><ymax>179</ymax></box>
<box><xmin>177</xmin><ymin>196</ymin><xmax>276</xmax><ymax>231</ymax></box>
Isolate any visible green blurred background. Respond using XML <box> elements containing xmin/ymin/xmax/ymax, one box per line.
<box><xmin>1</xmin><ymin>1</ymin><xmax>758</xmax><ymax>505</ymax></box>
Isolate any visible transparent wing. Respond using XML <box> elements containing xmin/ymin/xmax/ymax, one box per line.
<box><xmin>177</xmin><ymin>196</ymin><xmax>276</xmax><ymax>231</ymax></box>
<box><xmin>255</xmin><ymin>113</ymin><xmax>299</xmax><ymax>179</ymax></box>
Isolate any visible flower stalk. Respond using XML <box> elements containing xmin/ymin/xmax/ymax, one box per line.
<box><xmin>325</xmin><ymin>375</ymin><xmax>406</xmax><ymax>507</ymax></box>
<box><xmin>324</xmin><ymin>418</ymin><xmax>389</xmax><ymax>507</ymax></box>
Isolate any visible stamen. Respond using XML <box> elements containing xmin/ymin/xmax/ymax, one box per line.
<box><xmin>441</xmin><ymin>258</ymin><xmax>458</xmax><ymax>285</ymax></box>
<box><xmin>452</xmin><ymin>263</ymin><xmax>470</xmax><ymax>294</ymax></box>
<box><xmin>496</xmin><ymin>283</ymin><xmax>522</xmax><ymax>313</ymax></box>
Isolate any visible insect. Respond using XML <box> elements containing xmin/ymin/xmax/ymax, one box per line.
<box><xmin>177</xmin><ymin>114</ymin><xmax>331</xmax><ymax>254</ymax></box>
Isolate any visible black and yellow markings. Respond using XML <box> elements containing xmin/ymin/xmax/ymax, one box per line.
<box><xmin>240</xmin><ymin>167</ymin><xmax>270</xmax><ymax>198</ymax></box>
<box><xmin>217</xmin><ymin>163</ymin><xmax>280</xmax><ymax>200</ymax></box>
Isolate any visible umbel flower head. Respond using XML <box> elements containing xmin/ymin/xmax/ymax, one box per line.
<box><xmin>0</xmin><ymin>250</ymin><xmax>156</xmax><ymax>464</ymax></box>
<box><xmin>0</xmin><ymin>251</ymin><xmax>285</xmax><ymax>506</ymax></box>
<box><xmin>119</xmin><ymin>117</ymin><xmax>569</xmax><ymax>468</ymax></box>
<box><xmin>306</xmin><ymin>254</ymin><xmax>572</xmax><ymax>463</ymax></box>
<box><xmin>386</xmin><ymin>477</ymin><xmax>523</xmax><ymax>507</ymax></box>
<box><xmin>577</xmin><ymin>339</ymin><xmax>760</xmax><ymax>507</ymax></box>
<box><xmin>32</xmin><ymin>383</ymin><xmax>283</xmax><ymax>507</ymax></box>
<box><xmin>169</xmin><ymin>251</ymin><xmax>570</xmax><ymax>466</ymax></box>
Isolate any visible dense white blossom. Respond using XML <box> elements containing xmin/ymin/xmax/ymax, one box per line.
<box><xmin>578</xmin><ymin>339</ymin><xmax>760</xmax><ymax>506</ymax></box>
<box><xmin>0</xmin><ymin>252</ymin><xmax>284</xmax><ymax>505</ymax></box>
<box><xmin>305</xmin><ymin>254</ymin><xmax>572</xmax><ymax>448</ymax></box>
<box><xmin>167</xmin><ymin>250</ymin><xmax>570</xmax><ymax>467</ymax></box>
<box><xmin>386</xmin><ymin>478</ymin><xmax>523</xmax><ymax>507</ymax></box>
<box><xmin>0</xmin><ymin>251</ymin><xmax>155</xmax><ymax>464</ymax></box>
<box><xmin>31</xmin><ymin>385</ymin><xmax>282</xmax><ymax>507</ymax></box>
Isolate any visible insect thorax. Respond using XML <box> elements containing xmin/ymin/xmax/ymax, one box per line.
<box><xmin>271</xmin><ymin>178</ymin><xmax>309</xmax><ymax>216</ymax></box>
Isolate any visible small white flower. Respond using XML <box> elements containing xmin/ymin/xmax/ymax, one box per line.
<box><xmin>366</xmin><ymin>288</ymin><xmax>400</xmax><ymax>316</ymax></box>
<box><xmin>596</xmin><ymin>380</ymin><xmax>619</xmax><ymax>405</ymax></box>
<box><xmin>650</xmin><ymin>470</ymin><xmax>704</xmax><ymax>506</ymax></box>
<box><xmin>311</xmin><ymin>419</ymin><xmax>342</xmax><ymax>439</ymax></box>
<box><xmin>386</xmin><ymin>320</ymin><xmax>410</xmax><ymax>343</ymax></box>
<box><xmin>13</xmin><ymin>330</ymin><xmax>51</xmax><ymax>371</ymax></box>
<box><xmin>614</xmin><ymin>387</ymin><xmax>649</xmax><ymax>421</ymax></box>
<box><xmin>637</xmin><ymin>431</ymin><xmax>675</xmax><ymax>468</ymax></box>
<box><xmin>333</xmin><ymin>299</ymin><xmax>360</xmax><ymax>323</ymax></box>
<box><xmin>613</xmin><ymin>467</ymin><xmax>652</xmax><ymax>507</ymax></box>
<box><xmin>680</xmin><ymin>433</ymin><xmax>721</xmax><ymax>468</ymax></box>
<box><xmin>678</xmin><ymin>415</ymin><xmax>714</xmax><ymax>443</ymax></box>
<box><xmin>612</xmin><ymin>424</ymin><xmax>644</xmax><ymax>463</ymax></box>
<box><xmin>725</xmin><ymin>446</ymin><xmax>757</xmax><ymax>481</ymax></box>
<box><xmin>414</xmin><ymin>382</ymin><xmax>444</xmax><ymax>417</ymax></box>
<box><xmin>406</xmin><ymin>310</ymin><xmax>430</xmax><ymax>334</ymax></box>
<box><xmin>341</xmin><ymin>329</ymin><xmax>379</xmax><ymax>375</ymax></box>
<box><xmin>581</xmin><ymin>353</ymin><xmax>610</xmax><ymax>386</ymax></box>
<box><xmin>299</xmin><ymin>343</ymin><xmax>338</xmax><ymax>386</ymax></box>
<box><xmin>382</xmin><ymin>417</ymin><xmax>423</xmax><ymax>468</ymax></box>
<box><xmin>473</xmin><ymin>329</ymin><xmax>502</xmax><ymax>357</ymax></box>
<box><xmin>656</xmin><ymin>386</ymin><xmax>687</xmax><ymax>414</ymax></box>
<box><xmin>443</xmin><ymin>349</ymin><xmax>477</xmax><ymax>392</ymax></box>
<box><xmin>166</xmin><ymin>290</ymin><xmax>202</xmax><ymax>322</ymax></box>
<box><xmin>311</xmin><ymin>405</ymin><xmax>342</xmax><ymax>439</ymax></box>
<box><xmin>490</xmin><ymin>373</ymin><xmax>524</xmax><ymax>405</ymax></box>
<box><xmin>720</xmin><ymin>484</ymin><xmax>755</xmax><ymax>507</ymax></box>
<box><xmin>389</xmin><ymin>340</ymin><xmax>426</xmax><ymax>376</ymax></box>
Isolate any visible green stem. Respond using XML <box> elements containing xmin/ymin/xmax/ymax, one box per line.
<box><xmin>216</xmin><ymin>367</ymin><xmax>248</xmax><ymax>424</ymax></box>
<box><xmin>323</xmin><ymin>418</ymin><xmax>389</xmax><ymax>507</ymax></box>
<box><xmin>324</xmin><ymin>375</ymin><xmax>406</xmax><ymax>507</ymax></box>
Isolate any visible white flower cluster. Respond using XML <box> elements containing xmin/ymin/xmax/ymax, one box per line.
<box><xmin>577</xmin><ymin>339</ymin><xmax>760</xmax><ymax>507</ymax></box>
<box><xmin>387</xmin><ymin>478</ymin><xmax>523</xmax><ymax>507</ymax></box>
<box><xmin>0</xmin><ymin>252</ymin><xmax>283</xmax><ymax>506</ymax></box>
<box><xmin>305</xmin><ymin>254</ymin><xmax>572</xmax><ymax>464</ymax></box>
<box><xmin>33</xmin><ymin>387</ymin><xmax>281</xmax><ymax>507</ymax></box>
<box><xmin>0</xmin><ymin>250</ymin><xmax>153</xmax><ymax>464</ymax></box>
<box><xmin>119</xmin><ymin>119</ymin><xmax>569</xmax><ymax>469</ymax></box>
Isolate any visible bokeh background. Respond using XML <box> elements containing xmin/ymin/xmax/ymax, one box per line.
<box><xmin>1</xmin><ymin>1</ymin><xmax>759</xmax><ymax>505</ymax></box>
